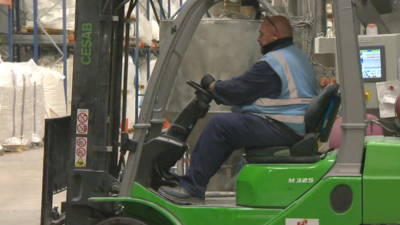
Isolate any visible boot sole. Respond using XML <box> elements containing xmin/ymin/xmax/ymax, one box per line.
<box><xmin>158</xmin><ymin>189</ymin><xmax>205</xmax><ymax>205</ymax></box>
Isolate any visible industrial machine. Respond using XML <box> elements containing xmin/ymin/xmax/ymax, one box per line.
<box><xmin>315</xmin><ymin>33</ymin><xmax>400</xmax><ymax>135</ymax></box>
<box><xmin>41</xmin><ymin>0</ymin><xmax>400</xmax><ymax>224</ymax></box>
<box><xmin>315</xmin><ymin>33</ymin><xmax>400</xmax><ymax>109</ymax></box>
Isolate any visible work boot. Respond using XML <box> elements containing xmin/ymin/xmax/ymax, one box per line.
<box><xmin>158</xmin><ymin>185</ymin><xmax>205</xmax><ymax>205</ymax></box>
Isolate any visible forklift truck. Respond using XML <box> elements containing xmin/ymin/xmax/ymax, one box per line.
<box><xmin>41</xmin><ymin>0</ymin><xmax>400</xmax><ymax>224</ymax></box>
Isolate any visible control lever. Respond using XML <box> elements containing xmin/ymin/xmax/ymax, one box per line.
<box><xmin>366</xmin><ymin>119</ymin><xmax>400</xmax><ymax>136</ymax></box>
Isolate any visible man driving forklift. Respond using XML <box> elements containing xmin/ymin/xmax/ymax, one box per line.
<box><xmin>158</xmin><ymin>15</ymin><xmax>319</xmax><ymax>204</ymax></box>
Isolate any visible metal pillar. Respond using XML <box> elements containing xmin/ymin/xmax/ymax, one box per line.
<box><xmin>315</xmin><ymin>0</ymin><xmax>327</xmax><ymax>36</ymax></box>
<box><xmin>65</xmin><ymin>0</ymin><xmax>122</xmax><ymax>224</ymax></box>
<box><xmin>33</xmin><ymin>0</ymin><xmax>38</xmax><ymax>63</ymax></box>
<box><xmin>7</xmin><ymin>3</ymin><xmax>13</xmax><ymax>62</ymax></box>
<box><xmin>135</xmin><ymin>0</ymin><xmax>140</xmax><ymax>123</ymax></box>
<box><xmin>326</xmin><ymin>0</ymin><xmax>367</xmax><ymax>177</ymax></box>
<box><xmin>62</xmin><ymin>0</ymin><xmax>68</xmax><ymax>109</ymax></box>
<box><xmin>15</xmin><ymin>0</ymin><xmax>21</xmax><ymax>62</ymax></box>
<box><xmin>168</xmin><ymin>0</ymin><xmax>171</xmax><ymax>17</ymax></box>
<box><xmin>147</xmin><ymin>0</ymin><xmax>151</xmax><ymax>81</ymax></box>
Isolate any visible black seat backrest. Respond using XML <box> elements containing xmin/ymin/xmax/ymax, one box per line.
<box><xmin>304</xmin><ymin>83</ymin><xmax>341</xmax><ymax>142</ymax></box>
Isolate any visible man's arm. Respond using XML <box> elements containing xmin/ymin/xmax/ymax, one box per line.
<box><xmin>208</xmin><ymin>61</ymin><xmax>281</xmax><ymax>106</ymax></box>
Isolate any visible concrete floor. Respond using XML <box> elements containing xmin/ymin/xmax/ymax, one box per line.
<box><xmin>0</xmin><ymin>148</ymin><xmax>66</xmax><ymax>225</ymax></box>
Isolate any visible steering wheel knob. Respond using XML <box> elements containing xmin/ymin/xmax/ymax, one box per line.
<box><xmin>187</xmin><ymin>80</ymin><xmax>214</xmax><ymax>100</ymax></box>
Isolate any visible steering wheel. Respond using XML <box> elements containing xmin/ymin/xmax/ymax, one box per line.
<box><xmin>186</xmin><ymin>80</ymin><xmax>214</xmax><ymax>99</ymax></box>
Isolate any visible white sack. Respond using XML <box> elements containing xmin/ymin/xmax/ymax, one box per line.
<box><xmin>37</xmin><ymin>54</ymin><xmax>72</xmax><ymax>115</ymax></box>
<box><xmin>129</xmin><ymin>13</ymin><xmax>153</xmax><ymax>46</ymax></box>
<box><xmin>0</xmin><ymin>59</ymin><xmax>45</xmax><ymax>147</ymax></box>
<box><xmin>151</xmin><ymin>20</ymin><xmax>160</xmax><ymax>42</ymax></box>
<box><xmin>0</xmin><ymin>64</ymin><xmax>15</xmax><ymax>144</ymax></box>
<box><xmin>122</xmin><ymin>55</ymin><xmax>138</xmax><ymax>129</ymax></box>
<box><xmin>24</xmin><ymin>0</ymin><xmax>75</xmax><ymax>30</ymax></box>
<box><xmin>41</xmin><ymin>67</ymin><xmax>67</xmax><ymax>118</ymax></box>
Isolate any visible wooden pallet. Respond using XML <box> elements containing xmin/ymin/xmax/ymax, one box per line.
<box><xmin>20</xmin><ymin>26</ymin><xmax>74</xmax><ymax>36</ymax></box>
<box><xmin>2</xmin><ymin>144</ymin><xmax>28</xmax><ymax>152</ymax></box>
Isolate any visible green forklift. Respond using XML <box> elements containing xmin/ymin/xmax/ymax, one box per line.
<box><xmin>40</xmin><ymin>0</ymin><xmax>400</xmax><ymax>224</ymax></box>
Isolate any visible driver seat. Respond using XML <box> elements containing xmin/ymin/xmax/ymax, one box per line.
<box><xmin>245</xmin><ymin>83</ymin><xmax>341</xmax><ymax>164</ymax></box>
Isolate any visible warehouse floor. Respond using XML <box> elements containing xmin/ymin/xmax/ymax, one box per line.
<box><xmin>0</xmin><ymin>148</ymin><xmax>66</xmax><ymax>225</ymax></box>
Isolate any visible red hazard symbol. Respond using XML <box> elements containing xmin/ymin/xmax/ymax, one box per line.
<box><xmin>76</xmin><ymin>138</ymin><xmax>87</xmax><ymax>147</ymax></box>
<box><xmin>76</xmin><ymin>148</ymin><xmax>86</xmax><ymax>157</ymax></box>
<box><xmin>76</xmin><ymin>124</ymin><xmax>88</xmax><ymax>134</ymax></box>
<box><xmin>77</xmin><ymin>113</ymin><xmax>88</xmax><ymax>123</ymax></box>
<box><xmin>297</xmin><ymin>220</ymin><xmax>308</xmax><ymax>225</ymax></box>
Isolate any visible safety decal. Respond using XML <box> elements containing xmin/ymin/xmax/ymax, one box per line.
<box><xmin>285</xmin><ymin>219</ymin><xmax>319</xmax><ymax>225</ymax></box>
<box><xmin>75</xmin><ymin>137</ymin><xmax>87</xmax><ymax>167</ymax></box>
<box><xmin>75</xmin><ymin>158</ymin><xmax>85</xmax><ymax>167</ymax></box>
<box><xmin>76</xmin><ymin>109</ymin><xmax>89</xmax><ymax>134</ymax></box>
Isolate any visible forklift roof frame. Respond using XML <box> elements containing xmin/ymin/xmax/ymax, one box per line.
<box><xmin>119</xmin><ymin>0</ymin><xmax>367</xmax><ymax>197</ymax></box>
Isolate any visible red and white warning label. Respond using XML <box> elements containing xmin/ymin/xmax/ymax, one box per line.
<box><xmin>76</xmin><ymin>124</ymin><xmax>88</xmax><ymax>134</ymax></box>
<box><xmin>76</xmin><ymin>109</ymin><xmax>89</xmax><ymax>135</ymax></box>
<box><xmin>286</xmin><ymin>219</ymin><xmax>319</xmax><ymax>225</ymax></box>
<box><xmin>75</xmin><ymin>137</ymin><xmax>87</xmax><ymax>167</ymax></box>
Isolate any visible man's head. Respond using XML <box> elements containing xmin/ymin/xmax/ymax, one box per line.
<box><xmin>257</xmin><ymin>15</ymin><xmax>293</xmax><ymax>50</ymax></box>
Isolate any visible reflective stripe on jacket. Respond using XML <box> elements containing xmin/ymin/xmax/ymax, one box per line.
<box><xmin>232</xmin><ymin>45</ymin><xmax>318</xmax><ymax>136</ymax></box>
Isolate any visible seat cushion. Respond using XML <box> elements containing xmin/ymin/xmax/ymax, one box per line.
<box><xmin>245</xmin><ymin>146</ymin><xmax>290</xmax><ymax>157</ymax></box>
<box><xmin>244</xmin><ymin>134</ymin><xmax>319</xmax><ymax>164</ymax></box>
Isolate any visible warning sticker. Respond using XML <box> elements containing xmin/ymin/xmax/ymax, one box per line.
<box><xmin>286</xmin><ymin>219</ymin><xmax>319</xmax><ymax>225</ymax></box>
<box><xmin>76</xmin><ymin>148</ymin><xmax>86</xmax><ymax>157</ymax></box>
<box><xmin>76</xmin><ymin>137</ymin><xmax>87</xmax><ymax>147</ymax></box>
<box><xmin>77</xmin><ymin>112</ymin><xmax>88</xmax><ymax>124</ymax></box>
<box><xmin>75</xmin><ymin>158</ymin><xmax>86</xmax><ymax>167</ymax></box>
<box><xmin>76</xmin><ymin>109</ymin><xmax>89</xmax><ymax>134</ymax></box>
<box><xmin>76</xmin><ymin>124</ymin><xmax>88</xmax><ymax>134</ymax></box>
<box><xmin>75</xmin><ymin>137</ymin><xmax>87</xmax><ymax>167</ymax></box>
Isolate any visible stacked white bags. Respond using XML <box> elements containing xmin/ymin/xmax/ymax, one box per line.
<box><xmin>24</xmin><ymin>0</ymin><xmax>76</xmax><ymax>30</ymax></box>
<box><xmin>0</xmin><ymin>60</ymin><xmax>45</xmax><ymax>150</ymax></box>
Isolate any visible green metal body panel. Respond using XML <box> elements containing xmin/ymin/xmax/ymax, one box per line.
<box><xmin>91</xmin><ymin>196</ymin><xmax>181</xmax><ymax>225</ymax></box>
<box><xmin>236</xmin><ymin>151</ymin><xmax>337</xmax><ymax>207</ymax></box>
<box><xmin>129</xmin><ymin>184</ymin><xmax>282</xmax><ymax>225</ymax></box>
<box><xmin>363</xmin><ymin>136</ymin><xmax>400</xmax><ymax>224</ymax></box>
<box><xmin>91</xmin><ymin>176</ymin><xmax>362</xmax><ymax>225</ymax></box>
<box><xmin>91</xmin><ymin>183</ymin><xmax>282</xmax><ymax>225</ymax></box>
<box><xmin>267</xmin><ymin>177</ymin><xmax>362</xmax><ymax>225</ymax></box>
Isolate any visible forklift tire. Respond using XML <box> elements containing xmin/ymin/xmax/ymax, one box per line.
<box><xmin>97</xmin><ymin>217</ymin><xmax>147</xmax><ymax>225</ymax></box>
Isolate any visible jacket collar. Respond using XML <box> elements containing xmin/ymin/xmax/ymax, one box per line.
<box><xmin>262</xmin><ymin>37</ymin><xmax>294</xmax><ymax>55</ymax></box>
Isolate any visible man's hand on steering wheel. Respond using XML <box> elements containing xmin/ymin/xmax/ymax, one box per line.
<box><xmin>201</xmin><ymin>74</ymin><xmax>216</xmax><ymax>90</ymax></box>
<box><xmin>186</xmin><ymin>74</ymin><xmax>221</xmax><ymax>105</ymax></box>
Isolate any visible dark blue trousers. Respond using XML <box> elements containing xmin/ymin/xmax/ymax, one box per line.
<box><xmin>180</xmin><ymin>113</ymin><xmax>296</xmax><ymax>198</ymax></box>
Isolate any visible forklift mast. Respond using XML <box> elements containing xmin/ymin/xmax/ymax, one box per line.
<box><xmin>65</xmin><ymin>0</ymin><xmax>125</xmax><ymax>224</ymax></box>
